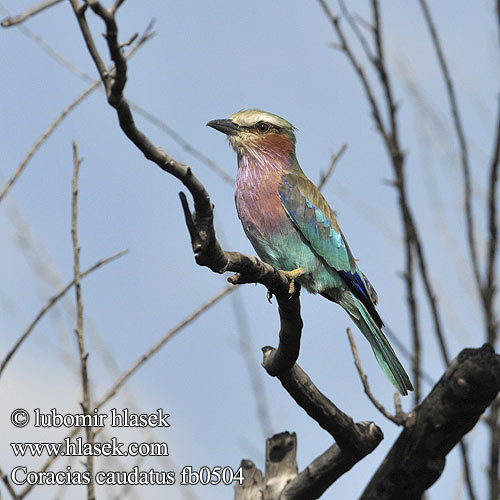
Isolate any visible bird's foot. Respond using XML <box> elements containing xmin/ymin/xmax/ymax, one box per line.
<box><xmin>280</xmin><ymin>267</ymin><xmax>305</xmax><ymax>297</ymax></box>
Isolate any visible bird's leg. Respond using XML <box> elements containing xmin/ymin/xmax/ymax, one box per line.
<box><xmin>280</xmin><ymin>267</ymin><xmax>305</xmax><ymax>296</ymax></box>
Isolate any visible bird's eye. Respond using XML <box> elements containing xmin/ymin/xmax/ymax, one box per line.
<box><xmin>256</xmin><ymin>122</ymin><xmax>270</xmax><ymax>133</ymax></box>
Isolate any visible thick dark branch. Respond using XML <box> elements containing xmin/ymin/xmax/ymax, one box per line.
<box><xmin>262</xmin><ymin>356</ymin><xmax>382</xmax><ymax>454</ymax></box>
<box><xmin>359</xmin><ymin>344</ymin><xmax>500</xmax><ymax>500</ymax></box>
<box><xmin>281</xmin><ymin>425</ymin><xmax>379</xmax><ymax>500</ymax></box>
<box><xmin>236</xmin><ymin>426</ymin><xmax>381</xmax><ymax>500</ymax></box>
<box><xmin>260</xmin><ymin>291</ymin><xmax>303</xmax><ymax>376</ymax></box>
<box><xmin>233</xmin><ymin>315</ymin><xmax>382</xmax><ymax>498</ymax></box>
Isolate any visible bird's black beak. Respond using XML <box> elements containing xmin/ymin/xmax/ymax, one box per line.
<box><xmin>207</xmin><ymin>119</ymin><xmax>241</xmax><ymax>136</ymax></box>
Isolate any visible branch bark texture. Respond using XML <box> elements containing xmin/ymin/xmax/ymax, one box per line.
<box><xmin>360</xmin><ymin>344</ymin><xmax>500</xmax><ymax>500</ymax></box>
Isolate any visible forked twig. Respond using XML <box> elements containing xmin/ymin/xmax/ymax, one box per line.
<box><xmin>0</xmin><ymin>21</ymin><xmax>154</xmax><ymax>204</ymax></box>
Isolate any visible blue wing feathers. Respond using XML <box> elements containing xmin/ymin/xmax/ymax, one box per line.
<box><xmin>279</xmin><ymin>177</ymin><xmax>354</xmax><ymax>273</ymax></box>
<box><xmin>279</xmin><ymin>171</ymin><xmax>383</xmax><ymax>327</ymax></box>
<box><xmin>338</xmin><ymin>270</ymin><xmax>383</xmax><ymax>328</ymax></box>
<box><xmin>338</xmin><ymin>270</ymin><xmax>370</xmax><ymax>302</ymax></box>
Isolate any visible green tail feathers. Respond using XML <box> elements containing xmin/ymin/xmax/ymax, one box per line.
<box><xmin>350</xmin><ymin>297</ymin><xmax>414</xmax><ymax>395</ymax></box>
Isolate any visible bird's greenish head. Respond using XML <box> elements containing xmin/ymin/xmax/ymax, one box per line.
<box><xmin>207</xmin><ymin>109</ymin><xmax>297</xmax><ymax>160</ymax></box>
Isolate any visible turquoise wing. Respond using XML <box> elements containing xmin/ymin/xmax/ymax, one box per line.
<box><xmin>279</xmin><ymin>169</ymin><xmax>382</xmax><ymax>325</ymax></box>
<box><xmin>278</xmin><ymin>170</ymin><xmax>356</xmax><ymax>273</ymax></box>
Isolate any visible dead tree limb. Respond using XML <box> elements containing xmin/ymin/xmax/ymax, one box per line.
<box><xmin>360</xmin><ymin>344</ymin><xmax>500</xmax><ymax>500</ymax></box>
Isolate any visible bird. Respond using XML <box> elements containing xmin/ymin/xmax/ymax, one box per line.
<box><xmin>207</xmin><ymin>109</ymin><xmax>413</xmax><ymax>395</ymax></box>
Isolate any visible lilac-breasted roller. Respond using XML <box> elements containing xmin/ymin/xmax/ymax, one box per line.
<box><xmin>207</xmin><ymin>109</ymin><xmax>413</xmax><ymax>395</ymax></box>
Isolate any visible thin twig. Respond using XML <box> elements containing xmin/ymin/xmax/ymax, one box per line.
<box><xmin>317</xmin><ymin>0</ymin><xmax>389</xmax><ymax>141</ymax></box>
<box><xmin>405</xmin><ymin>229</ymin><xmax>421</xmax><ymax>403</ymax></box>
<box><xmin>127</xmin><ymin>102</ymin><xmax>234</xmax><ymax>185</ymax></box>
<box><xmin>346</xmin><ymin>328</ymin><xmax>405</xmax><ymax>425</ymax></box>
<box><xmin>485</xmin><ymin>96</ymin><xmax>500</xmax><ymax>500</ymax></box>
<box><xmin>0</xmin><ymin>83</ymin><xmax>97</xmax><ymax>203</ymax></box>
<box><xmin>230</xmin><ymin>290</ymin><xmax>273</xmax><ymax>439</ymax></box>
<box><xmin>1</xmin><ymin>0</ymin><xmax>63</xmax><ymax>27</ymax></box>
<box><xmin>0</xmin><ymin>25</ymin><xmax>154</xmax><ymax>204</ymax></box>
<box><xmin>370</xmin><ymin>2</ymin><xmax>424</xmax><ymax>400</ymax></box>
<box><xmin>71</xmin><ymin>1</ymin><xmax>109</xmax><ymax>85</ymax></box>
<box><xmin>320</xmin><ymin>4</ymin><xmax>477</xmax><ymax>496</ymax></box>
<box><xmin>325</xmin><ymin>0</ymin><xmax>425</xmax><ymax>393</ymax></box>
<box><xmin>338</xmin><ymin>0</ymin><xmax>376</xmax><ymax>63</ymax></box>
<box><xmin>417</xmin><ymin>0</ymin><xmax>480</xmax><ymax>292</ymax></box>
<box><xmin>0</xmin><ymin>465</ymin><xmax>19</xmax><ymax>499</ymax></box>
<box><xmin>370</xmin><ymin>0</ymin><xmax>399</xmax><ymax>148</ymax></box>
<box><xmin>317</xmin><ymin>143</ymin><xmax>347</xmax><ymax>190</ymax></box>
<box><xmin>17</xmin><ymin>286</ymin><xmax>233</xmax><ymax>499</ymax></box>
<box><xmin>70</xmin><ymin>142</ymin><xmax>95</xmax><ymax>500</ymax></box>
<box><xmin>69</xmin><ymin>0</ymin><xmax>220</xmax><ymax>238</ymax></box>
<box><xmin>384</xmin><ymin>323</ymin><xmax>435</xmax><ymax>387</ymax></box>
<box><xmin>0</xmin><ymin>10</ymin><xmax>232</xmax><ymax>186</ymax></box>
<box><xmin>96</xmin><ymin>286</ymin><xmax>234</xmax><ymax>405</ymax></box>
<box><xmin>0</xmin><ymin>249</ymin><xmax>128</xmax><ymax>380</ymax></box>
<box><xmin>485</xmin><ymin>96</ymin><xmax>500</xmax><ymax>345</ymax></box>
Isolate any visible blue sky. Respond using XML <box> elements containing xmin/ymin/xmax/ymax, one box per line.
<box><xmin>1</xmin><ymin>1</ymin><xmax>499</xmax><ymax>499</ymax></box>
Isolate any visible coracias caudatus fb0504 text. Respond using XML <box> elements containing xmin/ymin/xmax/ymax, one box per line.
<box><xmin>207</xmin><ymin>109</ymin><xmax>413</xmax><ymax>395</ymax></box>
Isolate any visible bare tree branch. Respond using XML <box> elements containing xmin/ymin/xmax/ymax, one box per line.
<box><xmin>0</xmin><ymin>25</ymin><xmax>153</xmax><ymax>204</ymax></box>
<box><xmin>485</xmin><ymin>87</ymin><xmax>500</xmax><ymax>500</ymax></box>
<box><xmin>260</xmin><ymin>352</ymin><xmax>383</xmax><ymax>497</ymax></box>
<box><xmin>17</xmin><ymin>286</ymin><xmax>233</xmax><ymax>500</ymax></box>
<box><xmin>317</xmin><ymin>143</ymin><xmax>347</xmax><ymax>190</ymax></box>
<box><xmin>0</xmin><ymin>12</ymin><xmax>232</xmax><ymax>187</ymax></box>
<box><xmin>416</xmin><ymin>3</ymin><xmax>499</xmax><ymax>498</ymax></box>
<box><xmin>95</xmin><ymin>286</ymin><xmax>234</xmax><ymax>405</ymax></box>
<box><xmin>346</xmin><ymin>328</ymin><xmax>406</xmax><ymax>425</ymax></box>
<box><xmin>0</xmin><ymin>465</ymin><xmax>20</xmax><ymax>500</ymax></box>
<box><xmin>0</xmin><ymin>83</ymin><xmax>96</xmax><ymax>204</ymax></box>
<box><xmin>70</xmin><ymin>141</ymin><xmax>95</xmax><ymax>500</ymax></box>
<box><xmin>486</xmin><ymin>96</ymin><xmax>500</xmax><ymax>345</ymax></box>
<box><xmin>231</xmin><ymin>291</ymin><xmax>273</xmax><ymax>439</ymax></box>
<box><xmin>319</xmin><ymin>4</ymin><xmax>479</xmax><ymax>496</ymax></box>
<box><xmin>0</xmin><ymin>249</ymin><xmax>127</xmax><ymax>380</ymax></box>
<box><xmin>360</xmin><ymin>344</ymin><xmax>500</xmax><ymax>500</ymax></box>
<box><xmin>417</xmin><ymin>0</ymin><xmax>480</xmax><ymax>291</ymax></box>
<box><xmin>1</xmin><ymin>0</ymin><xmax>63</xmax><ymax>27</ymax></box>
